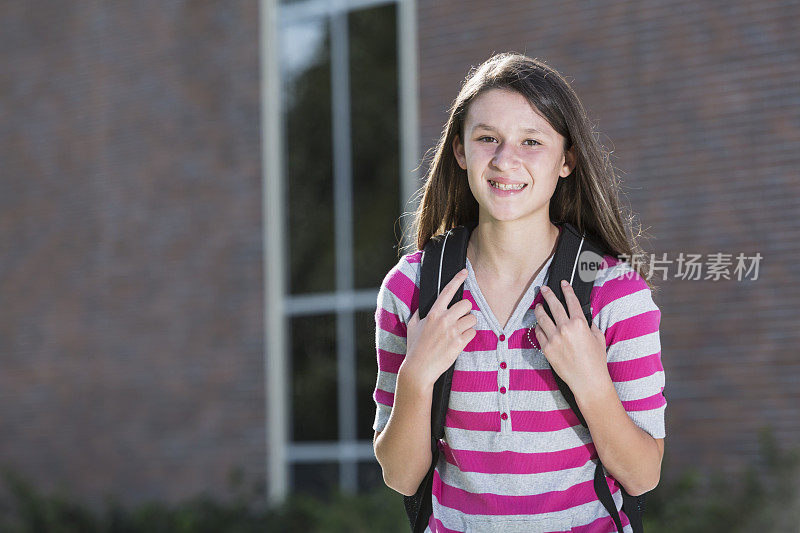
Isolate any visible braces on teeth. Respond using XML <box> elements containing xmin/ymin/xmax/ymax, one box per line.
<box><xmin>490</xmin><ymin>180</ymin><xmax>526</xmax><ymax>190</ymax></box>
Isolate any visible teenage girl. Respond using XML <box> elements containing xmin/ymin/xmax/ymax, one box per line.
<box><xmin>373</xmin><ymin>52</ymin><xmax>666</xmax><ymax>532</ymax></box>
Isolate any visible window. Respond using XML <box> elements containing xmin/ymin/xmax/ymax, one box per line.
<box><xmin>265</xmin><ymin>0</ymin><xmax>418</xmax><ymax>499</ymax></box>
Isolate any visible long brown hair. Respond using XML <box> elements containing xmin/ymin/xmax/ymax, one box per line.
<box><xmin>400</xmin><ymin>52</ymin><xmax>657</xmax><ymax>292</ymax></box>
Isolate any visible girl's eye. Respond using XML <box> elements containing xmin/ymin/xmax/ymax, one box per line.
<box><xmin>477</xmin><ymin>136</ymin><xmax>540</xmax><ymax>146</ymax></box>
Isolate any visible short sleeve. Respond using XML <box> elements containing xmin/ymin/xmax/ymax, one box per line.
<box><xmin>591</xmin><ymin>257</ymin><xmax>667</xmax><ymax>439</ymax></box>
<box><xmin>372</xmin><ymin>251</ymin><xmax>421</xmax><ymax>434</ymax></box>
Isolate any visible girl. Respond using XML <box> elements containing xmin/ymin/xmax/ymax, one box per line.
<box><xmin>373</xmin><ymin>52</ymin><xmax>666</xmax><ymax>532</ymax></box>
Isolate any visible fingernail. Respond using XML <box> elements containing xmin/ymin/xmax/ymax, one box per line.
<box><xmin>541</xmin><ymin>286</ymin><xmax>549</xmax><ymax>293</ymax></box>
<box><xmin>561</xmin><ymin>279</ymin><xmax>568</xmax><ymax>286</ymax></box>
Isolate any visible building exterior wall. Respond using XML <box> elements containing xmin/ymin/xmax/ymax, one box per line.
<box><xmin>0</xmin><ymin>2</ymin><xmax>265</xmax><ymax>508</ymax></box>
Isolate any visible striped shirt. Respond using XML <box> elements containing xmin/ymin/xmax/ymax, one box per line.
<box><xmin>373</xmin><ymin>244</ymin><xmax>667</xmax><ymax>533</ymax></box>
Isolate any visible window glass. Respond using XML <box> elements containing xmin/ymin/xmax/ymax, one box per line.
<box><xmin>349</xmin><ymin>4</ymin><xmax>401</xmax><ymax>290</ymax></box>
<box><xmin>290</xmin><ymin>314</ymin><xmax>338</xmax><ymax>441</ymax></box>
<box><xmin>358</xmin><ymin>460</ymin><xmax>386</xmax><ymax>492</ymax></box>
<box><xmin>281</xmin><ymin>18</ymin><xmax>336</xmax><ymax>295</ymax></box>
<box><xmin>292</xmin><ymin>462</ymin><xmax>338</xmax><ymax>497</ymax></box>
<box><xmin>356</xmin><ymin>310</ymin><xmax>381</xmax><ymax>441</ymax></box>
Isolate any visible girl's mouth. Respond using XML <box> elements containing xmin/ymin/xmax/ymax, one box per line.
<box><xmin>488</xmin><ymin>179</ymin><xmax>528</xmax><ymax>196</ymax></box>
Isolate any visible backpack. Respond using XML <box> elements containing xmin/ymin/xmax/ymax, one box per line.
<box><xmin>402</xmin><ymin>219</ymin><xmax>647</xmax><ymax>533</ymax></box>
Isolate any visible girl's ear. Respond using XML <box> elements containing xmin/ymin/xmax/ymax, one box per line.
<box><xmin>561</xmin><ymin>145</ymin><xmax>577</xmax><ymax>177</ymax></box>
<box><xmin>452</xmin><ymin>135</ymin><xmax>467</xmax><ymax>170</ymax></box>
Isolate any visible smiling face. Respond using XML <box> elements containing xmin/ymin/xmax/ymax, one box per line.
<box><xmin>452</xmin><ymin>87</ymin><xmax>576</xmax><ymax>224</ymax></box>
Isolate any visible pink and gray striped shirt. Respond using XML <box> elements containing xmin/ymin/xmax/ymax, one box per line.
<box><xmin>373</xmin><ymin>244</ymin><xmax>667</xmax><ymax>533</ymax></box>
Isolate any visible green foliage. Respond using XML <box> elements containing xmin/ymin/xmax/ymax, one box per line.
<box><xmin>0</xmin><ymin>427</ymin><xmax>797</xmax><ymax>532</ymax></box>
<box><xmin>0</xmin><ymin>467</ymin><xmax>408</xmax><ymax>533</ymax></box>
<box><xmin>643</xmin><ymin>426</ymin><xmax>800</xmax><ymax>533</ymax></box>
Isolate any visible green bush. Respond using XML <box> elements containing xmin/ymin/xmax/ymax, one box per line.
<box><xmin>0</xmin><ymin>427</ymin><xmax>796</xmax><ymax>532</ymax></box>
<box><xmin>0</xmin><ymin>468</ymin><xmax>408</xmax><ymax>533</ymax></box>
<box><xmin>643</xmin><ymin>426</ymin><xmax>800</xmax><ymax>533</ymax></box>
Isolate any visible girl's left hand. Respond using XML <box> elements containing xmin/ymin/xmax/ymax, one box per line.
<box><xmin>533</xmin><ymin>280</ymin><xmax>610</xmax><ymax>394</ymax></box>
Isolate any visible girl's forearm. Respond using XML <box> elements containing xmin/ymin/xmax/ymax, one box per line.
<box><xmin>573</xmin><ymin>375</ymin><xmax>663</xmax><ymax>496</ymax></box>
<box><xmin>374</xmin><ymin>359</ymin><xmax>435</xmax><ymax>496</ymax></box>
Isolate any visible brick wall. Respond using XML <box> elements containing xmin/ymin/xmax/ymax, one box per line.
<box><xmin>417</xmin><ymin>0</ymin><xmax>800</xmax><ymax>488</ymax></box>
<box><xmin>0</xmin><ymin>1</ymin><xmax>265</xmax><ymax>508</ymax></box>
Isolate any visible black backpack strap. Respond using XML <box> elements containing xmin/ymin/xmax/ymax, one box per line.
<box><xmin>544</xmin><ymin>222</ymin><xmax>645</xmax><ymax>533</ymax></box>
<box><xmin>403</xmin><ymin>220</ymin><xmax>476</xmax><ymax>533</ymax></box>
<box><xmin>420</xmin><ymin>222</ymin><xmax>475</xmax><ymax>439</ymax></box>
<box><xmin>542</xmin><ymin>222</ymin><xmax>605</xmax><ymax>426</ymax></box>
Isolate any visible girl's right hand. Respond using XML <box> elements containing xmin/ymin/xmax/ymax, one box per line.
<box><xmin>402</xmin><ymin>268</ymin><xmax>478</xmax><ymax>388</ymax></box>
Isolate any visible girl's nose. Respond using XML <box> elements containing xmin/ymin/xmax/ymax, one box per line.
<box><xmin>491</xmin><ymin>143</ymin><xmax>520</xmax><ymax>171</ymax></box>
